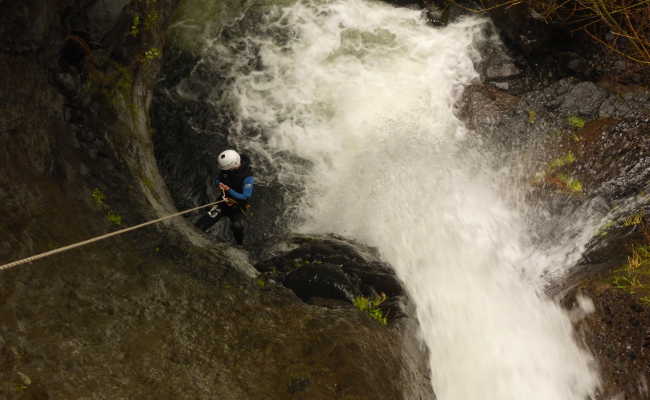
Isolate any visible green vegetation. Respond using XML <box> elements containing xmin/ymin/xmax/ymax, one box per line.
<box><xmin>353</xmin><ymin>294</ymin><xmax>388</xmax><ymax>326</ymax></box>
<box><xmin>91</xmin><ymin>188</ymin><xmax>107</xmax><ymax>208</ymax></box>
<box><xmin>91</xmin><ymin>188</ymin><xmax>125</xmax><ymax>227</ymax></box>
<box><xmin>612</xmin><ymin>244</ymin><xmax>650</xmax><ymax>294</ymax></box>
<box><xmin>610</xmin><ymin>222</ymin><xmax>650</xmax><ymax>305</ymax></box>
<box><xmin>144</xmin><ymin>10</ymin><xmax>160</xmax><ymax>31</ymax></box>
<box><xmin>84</xmin><ymin>55</ymin><xmax>136</xmax><ymax>115</ymax></box>
<box><xmin>623</xmin><ymin>212</ymin><xmax>644</xmax><ymax>226</ymax></box>
<box><xmin>597</xmin><ymin>220</ymin><xmax>615</xmax><ymax>237</ymax></box>
<box><xmin>459</xmin><ymin>0</ymin><xmax>650</xmax><ymax>65</ymax></box>
<box><xmin>106</xmin><ymin>212</ymin><xmax>124</xmax><ymax>226</ymax></box>
<box><xmin>527</xmin><ymin>110</ymin><xmax>537</xmax><ymax>124</ymax></box>
<box><xmin>80</xmin><ymin>0</ymin><xmax>164</xmax><ymax>117</ymax></box>
<box><xmin>568</xmin><ymin>116</ymin><xmax>586</xmax><ymax>129</ymax></box>
<box><xmin>535</xmin><ymin>151</ymin><xmax>583</xmax><ymax>194</ymax></box>
<box><xmin>130</xmin><ymin>0</ymin><xmax>160</xmax><ymax>38</ymax></box>
<box><xmin>549</xmin><ymin>151</ymin><xmax>576</xmax><ymax>169</ymax></box>
<box><xmin>289</xmin><ymin>257</ymin><xmax>323</xmax><ymax>271</ymax></box>
<box><xmin>130</xmin><ymin>14</ymin><xmax>141</xmax><ymax>37</ymax></box>
<box><xmin>555</xmin><ymin>173</ymin><xmax>583</xmax><ymax>193</ymax></box>
<box><xmin>144</xmin><ymin>47</ymin><xmax>161</xmax><ymax>62</ymax></box>
<box><xmin>292</xmin><ymin>257</ymin><xmax>308</xmax><ymax>270</ymax></box>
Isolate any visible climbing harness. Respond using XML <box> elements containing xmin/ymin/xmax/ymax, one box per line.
<box><xmin>210</xmin><ymin>187</ymin><xmax>250</xmax><ymax>217</ymax></box>
<box><xmin>0</xmin><ymin>199</ymin><xmax>227</xmax><ymax>273</ymax></box>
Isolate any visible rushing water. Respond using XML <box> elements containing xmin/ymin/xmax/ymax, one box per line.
<box><xmin>203</xmin><ymin>0</ymin><xmax>601</xmax><ymax>398</ymax></box>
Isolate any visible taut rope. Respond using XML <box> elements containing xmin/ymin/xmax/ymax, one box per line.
<box><xmin>0</xmin><ymin>200</ymin><xmax>225</xmax><ymax>272</ymax></box>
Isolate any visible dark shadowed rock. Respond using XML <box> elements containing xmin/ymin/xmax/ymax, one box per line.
<box><xmin>256</xmin><ymin>235</ymin><xmax>409</xmax><ymax>321</ymax></box>
<box><xmin>257</xmin><ymin>236</ymin><xmax>404</xmax><ymax>296</ymax></box>
<box><xmin>284</xmin><ymin>262</ymin><xmax>358</xmax><ymax>302</ymax></box>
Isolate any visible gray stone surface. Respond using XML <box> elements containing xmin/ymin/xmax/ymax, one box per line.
<box><xmin>559</xmin><ymin>82</ymin><xmax>608</xmax><ymax>115</ymax></box>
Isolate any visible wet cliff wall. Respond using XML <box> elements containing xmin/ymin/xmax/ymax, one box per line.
<box><xmin>0</xmin><ymin>1</ymin><xmax>432</xmax><ymax>399</ymax></box>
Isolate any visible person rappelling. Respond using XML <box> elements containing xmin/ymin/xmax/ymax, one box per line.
<box><xmin>195</xmin><ymin>149</ymin><xmax>254</xmax><ymax>245</ymax></box>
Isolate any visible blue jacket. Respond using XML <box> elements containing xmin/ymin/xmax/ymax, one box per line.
<box><xmin>216</xmin><ymin>175</ymin><xmax>254</xmax><ymax>201</ymax></box>
<box><xmin>216</xmin><ymin>154</ymin><xmax>254</xmax><ymax>204</ymax></box>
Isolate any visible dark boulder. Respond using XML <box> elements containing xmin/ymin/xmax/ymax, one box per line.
<box><xmin>284</xmin><ymin>262</ymin><xmax>358</xmax><ymax>302</ymax></box>
<box><xmin>256</xmin><ymin>235</ymin><xmax>408</xmax><ymax>320</ymax></box>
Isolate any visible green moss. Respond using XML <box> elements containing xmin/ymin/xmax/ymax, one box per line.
<box><xmin>130</xmin><ymin>14</ymin><xmax>141</xmax><ymax>37</ymax></box>
<box><xmin>527</xmin><ymin>110</ymin><xmax>537</xmax><ymax>124</ymax></box>
<box><xmin>92</xmin><ymin>189</ymin><xmax>124</xmax><ymax>226</ymax></box>
<box><xmin>130</xmin><ymin>0</ymin><xmax>161</xmax><ymax>37</ymax></box>
<box><xmin>144</xmin><ymin>47</ymin><xmax>161</xmax><ymax>62</ymax></box>
<box><xmin>107</xmin><ymin>212</ymin><xmax>124</xmax><ymax>226</ymax></box>
<box><xmin>353</xmin><ymin>294</ymin><xmax>388</xmax><ymax>326</ymax></box>
<box><xmin>549</xmin><ymin>151</ymin><xmax>576</xmax><ymax>170</ymax></box>
<box><xmin>142</xmin><ymin>176</ymin><xmax>154</xmax><ymax>192</ymax></box>
<box><xmin>568</xmin><ymin>116</ymin><xmax>586</xmax><ymax>128</ymax></box>
<box><xmin>556</xmin><ymin>173</ymin><xmax>583</xmax><ymax>193</ymax></box>
<box><xmin>143</xmin><ymin>10</ymin><xmax>160</xmax><ymax>31</ymax></box>
<box><xmin>291</xmin><ymin>257</ymin><xmax>311</xmax><ymax>270</ymax></box>
<box><xmin>91</xmin><ymin>188</ymin><xmax>107</xmax><ymax>208</ymax></box>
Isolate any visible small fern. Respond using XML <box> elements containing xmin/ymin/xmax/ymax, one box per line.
<box><xmin>354</xmin><ymin>293</ymin><xmax>388</xmax><ymax>325</ymax></box>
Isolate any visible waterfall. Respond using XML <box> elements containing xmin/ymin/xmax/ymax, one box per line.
<box><xmin>202</xmin><ymin>0</ymin><xmax>601</xmax><ymax>397</ymax></box>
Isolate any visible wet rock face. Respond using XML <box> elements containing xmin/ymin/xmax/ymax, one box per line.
<box><xmin>462</xmin><ymin>77</ymin><xmax>649</xmax><ymax>162</ymax></box>
<box><xmin>1</xmin><ymin>232</ymin><xmax>433</xmax><ymax>400</ymax></box>
<box><xmin>256</xmin><ymin>236</ymin><xmax>407</xmax><ymax>318</ymax></box>
<box><xmin>1</xmin><ymin>1</ymin><xmax>434</xmax><ymax>399</ymax></box>
<box><xmin>566</xmin><ymin>286</ymin><xmax>650</xmax><ymax>400</ymax></box>
<box><xmin>463</xmin><ymin>49</ymin><xmax>650</xmax><ymax>400</ymax></box>
<box><xmin>152</xmin><ymin>44</ymin><xmax>288</xmax><ymax>250</ymax></box>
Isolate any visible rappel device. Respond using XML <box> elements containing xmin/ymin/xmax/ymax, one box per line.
<box><xmin>208</xmin><ymin>187</ymin><xmax>229</xmax><ymax>218</ymax></box>
<box><xmin>208</xmin><ymin>206</ymin><xmax>221</xmax><ymax>218</ymax></box>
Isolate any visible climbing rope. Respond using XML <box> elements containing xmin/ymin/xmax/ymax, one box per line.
<box><xmin>0</xmin><ymin>200</ymin><xmax>226</xmax><ymax>272</ymax></box>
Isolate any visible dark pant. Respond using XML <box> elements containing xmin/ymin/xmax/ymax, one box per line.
<box><xmin>196</xmin><ymin>205</ymin><xmax>246</xmax><ymax>245</ymax></box>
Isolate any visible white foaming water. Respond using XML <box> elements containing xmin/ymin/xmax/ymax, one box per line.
<box><xmin>211</xmin><ymin>0</ymin><xmax>601</xmax><ymax>398</ymax></box>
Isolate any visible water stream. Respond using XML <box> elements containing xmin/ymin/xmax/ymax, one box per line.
<box><xmin>201</xmin><ymin>0</ymin><xmax>602</xmax><ymax>397</ymax></box>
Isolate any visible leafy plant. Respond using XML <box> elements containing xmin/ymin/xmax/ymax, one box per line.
<box><xmin>568</xmin><ymin>116</ymin><xmax>586</xmax><ymax>128</ymax></box>
<box><xmin>107</xmin><ymin>212</ymin><xmax>124</xmax><ymax>226</ymax></box>
<box><xmin>130</xmin><ymin>14</ymin><xmax>141</xmax><ymax>37</ymax></box>
<box><xmin>549</xmin><ymin>151</ymin><xmax>576</xmax><ymax>169</ymax></box>
<box><xmin>91</xmin><ymin>188</ymin><xmax>107</xmax><ymax>208</ymax></box>
<box><xmin>144</xmin><ymin>47</ymin><xmax>161</xmax><ymax>62</ymax></box>
<box><xmin>144</xmin><ymin>10</ymin><xmax>160</xmax><ymax>31</ymax></box>
<box><xmin>353</xmin><ymin>293</ymin><xmax>388</xmax><ymax>325</ymax></box>
<box><xmin>556</xmin><ymin>173</ymin><xmax>583</xmax><ymax>192</ymax></box>
<box><xmin>612</xmin><ymin>242</ymin><xmax>650</xmax><ymax>295</ymax></box>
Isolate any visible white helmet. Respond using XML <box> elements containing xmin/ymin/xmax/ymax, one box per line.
<box><xmin>217</xmin><ymin>149</ymin><xmax>241</xmax><ymax>170</ymax></box>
